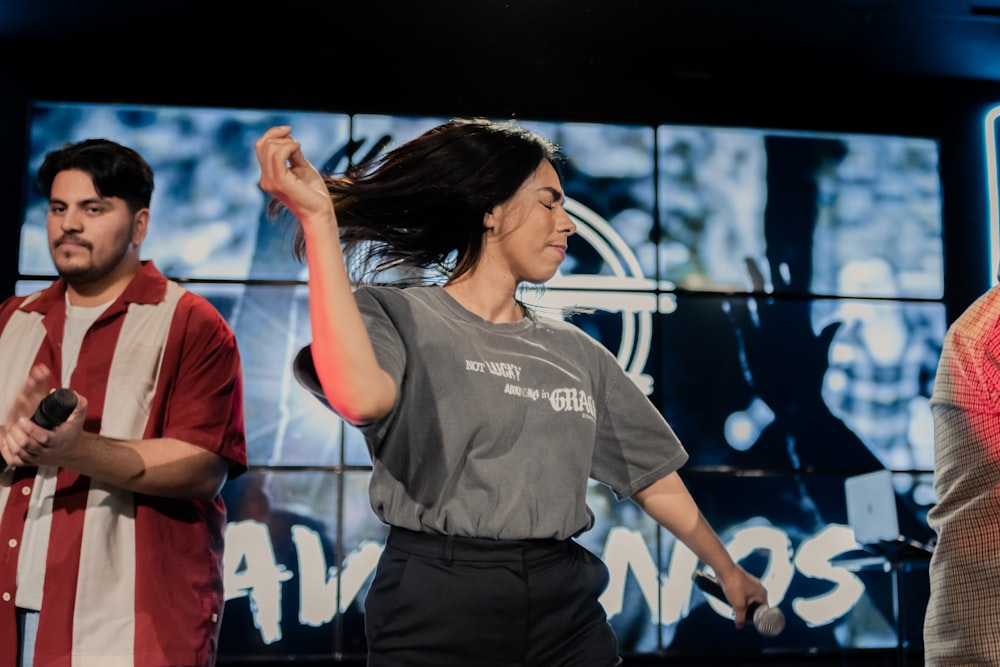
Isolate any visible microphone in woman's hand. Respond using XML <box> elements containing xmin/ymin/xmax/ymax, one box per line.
<box><xmin>693</xmin><ymin>569</ymin><xmax>785</xmax><ymax>637</ymax></box>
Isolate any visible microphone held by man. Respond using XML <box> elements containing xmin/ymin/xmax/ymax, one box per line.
<box><xmin>1</xmin><ymin>388</ymin><xmax>78</xmax><ymax>469</ymax></box>
<box><xmin>693</xmin><ymin>569</ymin><xmax>786</xmax><ymax>637</ymax></box>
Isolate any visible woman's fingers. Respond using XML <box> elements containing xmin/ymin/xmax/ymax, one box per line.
<box><xmin>256</xmin><ymin>127</ymin><xmax>320</xmax><ymax>192</ymax></box>
<box><xmin>257</xmin><ymin>130</ymin><xmax>300</xmax><ymax>185</ymax></box>
<box><xmin>254</xmin><ymin>126</ymin><xmax>336</xmax><ymax>225</ymax></box>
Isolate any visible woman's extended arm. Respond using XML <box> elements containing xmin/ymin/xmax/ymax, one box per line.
<box><xmin>631</xmin><ymin>471</ymin><xmax>769</xmax><ymax>628</ymax></box>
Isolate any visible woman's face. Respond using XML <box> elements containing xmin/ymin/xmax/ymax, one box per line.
<box><xmin>483</xmin><ymin>160</ymin><xmax>576</xmax><ymax>285</ymax></box>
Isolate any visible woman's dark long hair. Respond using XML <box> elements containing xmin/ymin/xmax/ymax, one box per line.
<box><xmin>281</xmin><ymin>118</ymin><xmax>562</xmax><ymax>284</ymax></box>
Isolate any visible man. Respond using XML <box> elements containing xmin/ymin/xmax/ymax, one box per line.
<box><xmin>0</xmin><ymin>139</ymin><xmax>247</xmax><ymax>666</ymax></box>
<box><xmin>923</xmin><ymin>282</ymin><xmax>1000</xmax><ymax>666</ymax></box>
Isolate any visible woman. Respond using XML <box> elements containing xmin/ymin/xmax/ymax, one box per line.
<box><xmin>255</xmin><ymin>118</ymin><xmax>767</xmax><ymax>667</ymax></box>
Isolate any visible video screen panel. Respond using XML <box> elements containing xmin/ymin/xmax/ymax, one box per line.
<box><xmin>655</xmin><ymin>125</ymin><xmax>942</xmax><ymax>299</ymax></box>
<box><xmin>16</xmin><ymin>100</ymin><xmax>945</xmax><ymax>661</ymax></box>
<box><xmin>656</xmin><ymin>293</ymin><xmax>945</xmax><ymax>473</ymax></box>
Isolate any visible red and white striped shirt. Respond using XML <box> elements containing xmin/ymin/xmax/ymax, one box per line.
<box><xmin>0</xmin><ymin>261</ymin><xmax>247</xmax><ymax>667</ymax></box>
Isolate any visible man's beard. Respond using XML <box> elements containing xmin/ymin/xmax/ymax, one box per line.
<box><xmin>54</xmin><ymin>238</ymin><xmax>131</xmax><ymax>287</ymax></box>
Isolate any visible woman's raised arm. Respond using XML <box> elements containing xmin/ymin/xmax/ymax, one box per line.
<box><xmin>255</xmin><ymin>126</ymin><xmax>397</xmax><ymax>424</ymax></box>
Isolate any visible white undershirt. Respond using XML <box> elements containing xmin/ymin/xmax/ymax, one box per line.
<box><xmin>61</xmin><ymin>299</ymin><xmax>111</xmax><ymax>385</ymax></box>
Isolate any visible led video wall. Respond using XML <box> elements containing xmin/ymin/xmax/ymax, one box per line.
<box><xmin>16</xmin><ymin>101</ymin><xmax>945</xmax><ymax>660</ymax></box>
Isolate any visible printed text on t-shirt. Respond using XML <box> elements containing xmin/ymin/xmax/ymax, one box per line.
<box><xmin>465</xmin><ymin>359</ymin><xmax>521</xmax><ymax>380</ymax></box>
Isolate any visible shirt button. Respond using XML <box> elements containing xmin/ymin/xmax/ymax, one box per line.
<box><xmin>20</xmin><ymin>487</ymin><xmax>31</xmax><ymax>496</ymax></box>
<box><xmin>7</xmin><ymin>539</ymin><xmax>15</xmax><ymax>548</ymax></box>
<box><xmin>1</xmin><ymin>592</ymin><xmax>10</xmax><ymax>602</ymax></box>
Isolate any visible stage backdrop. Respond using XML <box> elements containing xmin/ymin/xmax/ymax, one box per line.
<box><xmin>16</xmin><ymin>101</ymin><xmax>944</xmax><ymax>660</ymax></box>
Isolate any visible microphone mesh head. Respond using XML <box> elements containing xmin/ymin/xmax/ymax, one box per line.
<box><xmin>753</xmin><ymin>606</ymin><xmax>786</xmax><ymax>637</ymax></box>
<box><xmin>42</xmin><ymin>389</ymin><xmax>78</xmax><ymax>422</ymax></box>
<box><xmin>45</xmin><ymin>387</ymin><xmax>76</xmax><ymax>420</ymax></box>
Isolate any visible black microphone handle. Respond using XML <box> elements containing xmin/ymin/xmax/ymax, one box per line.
<box><xmin>2</xmin><ymin>388</ymin><xmax>78</xmax><ymax>469</ymax></box>
<box><xmin>31</xmin><ymin>388</ymin><xmax>78</xmax><ymax>429</ymax></box>
<box><xmin>693</xmin><ymin>570</ymin><xmax>785</xmax><ymax>637</ymax></box>
<box><xmin>694</xmin><ymin>570</ymin><xmax>764</xmax><ymax>616</ymax></box>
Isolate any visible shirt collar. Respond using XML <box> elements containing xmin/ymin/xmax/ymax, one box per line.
<box><xmin>19</xmin><ymin>260</ymin><xmax>168</xmax><ymax>316</ymax></box>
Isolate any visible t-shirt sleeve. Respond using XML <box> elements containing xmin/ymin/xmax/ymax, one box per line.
<box><xmin>290</xmin><ymin>286</ymin><xmax>406</xmax><ymax>422</ymax></box>
<box><xmin>160</xmin><ymin>293</ymin><xmax>247</xmax><ymax>475</ymax></box>
<box><xmin>589</xmin><ymin>345</ymin><xmax>688</xmax><ymax>500</ymax></box>
<box><xmin>354</xmin><ymin>286</ymin><xmax>407</xmax><ymax>385</ymax></box>
<box><xmin>291</xmin><ymin>343</ymin><xmax>329</xmax><ymax>409</ymax></box>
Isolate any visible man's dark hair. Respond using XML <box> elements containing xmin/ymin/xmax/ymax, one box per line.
<box><xmin>37</xmin><ymin>138</ymin><xmax>155</xmax><ymax>214</ymax></box>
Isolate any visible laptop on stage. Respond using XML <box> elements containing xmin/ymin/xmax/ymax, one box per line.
<box><xmin>844</xmin><ymin>469</ymin><xmax>934</xmax><ymax>562</ymax></box>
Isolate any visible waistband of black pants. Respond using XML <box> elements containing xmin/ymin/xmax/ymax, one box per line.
<box><xmin>386</xmin><ymin>526</ymin><xmax>570</xmax><ymax>563</ymax></box>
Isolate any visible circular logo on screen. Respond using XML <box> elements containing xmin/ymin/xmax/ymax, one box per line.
<box><xmin>523</xmin><ymin>198</ymin><xmax>659</xmax><ymax>395</ymax></box>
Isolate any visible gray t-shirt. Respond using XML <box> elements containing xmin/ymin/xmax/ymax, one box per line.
<box><xmin>299</xmin><ymin>285</ymin><xmax>688</xmax><ymax>540</ymax></box>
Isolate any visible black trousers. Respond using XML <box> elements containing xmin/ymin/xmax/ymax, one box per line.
<box><xmin>365</xmin><ymin>527</ymin><xmax>622</xmax><ymax>667</ymax></box>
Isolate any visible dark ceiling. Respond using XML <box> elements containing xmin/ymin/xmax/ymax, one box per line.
<box><xmin>2</xmin><ymin>0</ymin><xmax>1000</xmax><ymax>127</ymax></box>
<box><xmin>3</xmin><ymin>0</ymin><xmax>1000</xmax><ymax>82</ymax></box>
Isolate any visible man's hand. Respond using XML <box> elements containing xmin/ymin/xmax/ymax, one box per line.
<box><xmin>3</xmin><ymin>390</ymin><xmax>86</xmax><ymax>468</ymax></box>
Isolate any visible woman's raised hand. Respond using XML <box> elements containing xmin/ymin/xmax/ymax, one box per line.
<box><xmin>255</xmin><ymin>126</ymin><xmax>336</xmax><ymax>228</ymax></box>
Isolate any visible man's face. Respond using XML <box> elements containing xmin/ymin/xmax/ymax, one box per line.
<box><xmin>46</xmin><ymin>169</ymin><xmax>147</xmax><ymax>286</ymax></box>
